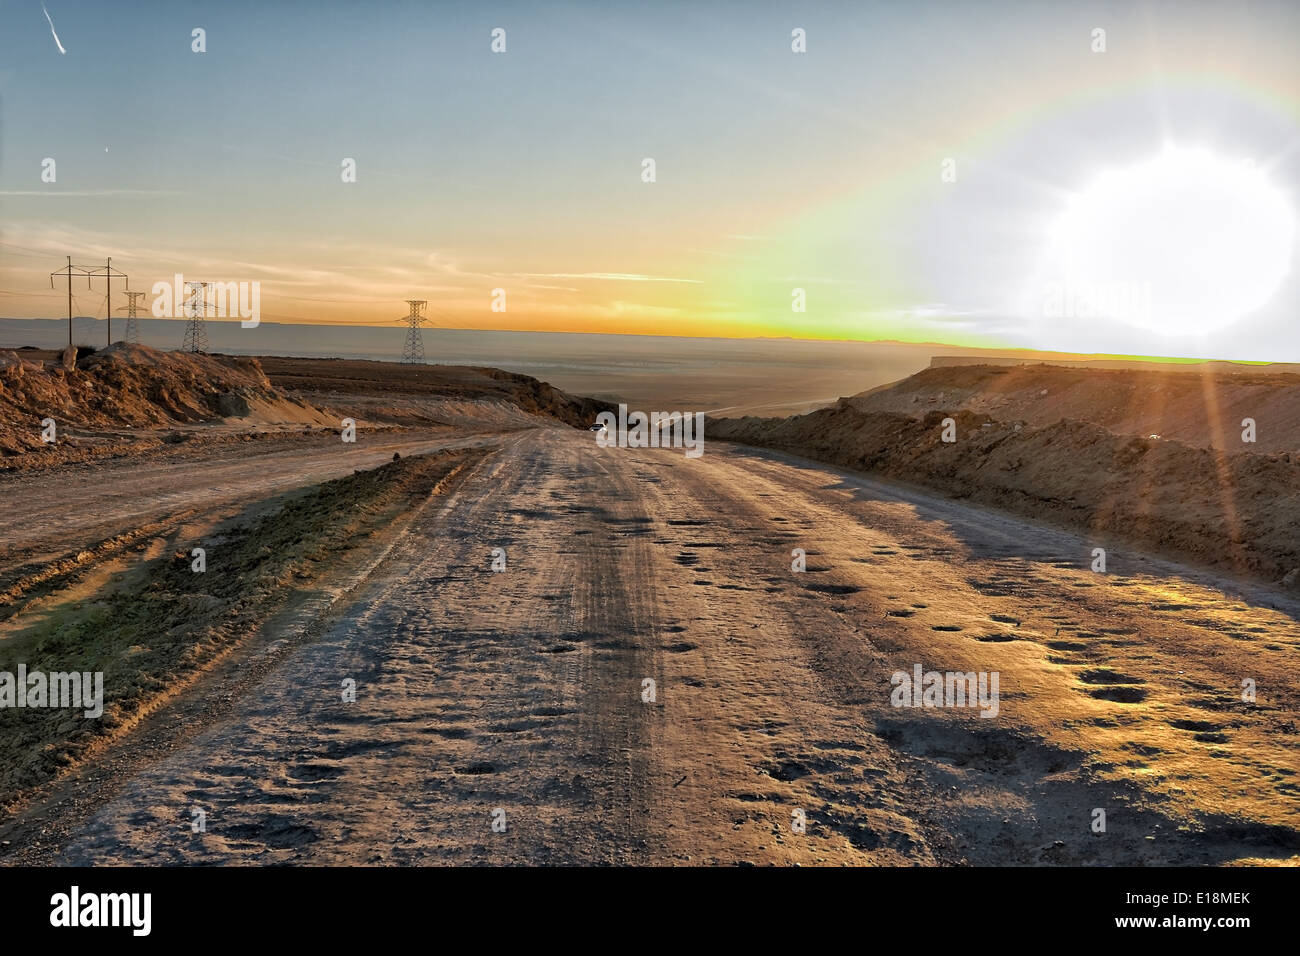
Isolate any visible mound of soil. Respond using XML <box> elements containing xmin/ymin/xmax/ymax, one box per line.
<box><xmin>851</xmin><ymin>362</ymin><xmax>1300</xmax><ymax>453</ymax></box>
<box><xmin>0</xmin><ymin>343</ymin><xmax>331</xmax><ymax>458</ymax></box>
<box><xmin>256</xmin><ymin>356</ymin><xmax>615</xmax><ymax>429</ymax></box>
<box><xmin>711</xmin><ymin>384</ymin><xmax>1300</xmax><ymax>588</ymax></box>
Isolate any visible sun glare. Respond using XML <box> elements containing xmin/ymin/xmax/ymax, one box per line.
<box><xmin>1048</xmin><ymin>148</ymin><xmax>1295</xmax><ymax>335</ymax></box>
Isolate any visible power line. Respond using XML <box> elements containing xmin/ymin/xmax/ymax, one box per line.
<box><xmin>423</xmin><ymin>301</ymin><xmax>470</xmax><ymax>329</ymax></box>
<box><xmin>86</xmin><ymin>257</ymin><xmax>128</xmax><ymax>347</ymax></box>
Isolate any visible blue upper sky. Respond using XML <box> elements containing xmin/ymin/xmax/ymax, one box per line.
<box><xmin>2</xmin><ymin>0</ymin><xmax>1298</xmax><ymax>360</ymax></box>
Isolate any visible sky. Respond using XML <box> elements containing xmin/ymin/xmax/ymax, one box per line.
<box><xmin>1</xmin><ymin>0</ymin><xmax>1298</xmax><ymax>360</ymax></box>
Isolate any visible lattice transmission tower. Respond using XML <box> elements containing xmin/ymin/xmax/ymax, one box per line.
<box><xmin>400</xmin><ymin>299</ymin><xmax>428</xmax><ymax>364</ymax></box>
<box><xmin>181</xmin><ymin>281</ymin><xmax>210</xmax><ymax>353</ymax></box>
<box><xmin>118</xmin><ymin>290</ymin><xmax>147</xmax><ymax>345</ymax></box>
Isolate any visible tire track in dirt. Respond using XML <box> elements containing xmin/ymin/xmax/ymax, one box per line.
<box><xmin>0</xmin><ymin>432</ymin><xmax>502</xmax><ymax>546</ymax></box>
<box><xmin>35</xmin><ymin>431</ymin><xmax>1300</xmax><ymax>865</ymax></box>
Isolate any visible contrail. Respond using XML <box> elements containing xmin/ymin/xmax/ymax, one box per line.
<box><xmin>41</xmin><ymin>2</ymin><xmax>66</xmax><ymax>54</ymax></box>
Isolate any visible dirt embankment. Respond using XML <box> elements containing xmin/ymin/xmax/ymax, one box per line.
<box><xmin>0</xmin><ymin>347</ymin><xmax>614</xmax><ymax>471</ymax></box>
<box><xmin>257</xmin><ymin>356</ymin><xmax>615</xmax><ymax>429</ymax></box>
<box><xmin>710</xmin><ymin>364</ymin><xmax>1300</xmax><ymax>588</ymax></box>
<box><xmin>854</xmin><ymin>361</ymin><xmax>1300</xmax><ymax>452</ymax></box>
<box><xmin>0</xmin><ymin>344</ymin><xmax>334</xmax><ymax>465</ymax></box>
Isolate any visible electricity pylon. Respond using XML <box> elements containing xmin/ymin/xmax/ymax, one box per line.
<box><xmin>118</xmin><ymin>290</ymin><xmax>147</xmax><ymax>345</ymax></box>
<box><xmin>49</xmin><ymin>256</ymin><xmax>92</xmax><ymax>351</ymax></box>
<box><xmin>400</xmin><ymin>299</ymin><xmax>428</xmax><ymax>364</ymax></box>
<box><xmin>181</xmin><ymin>281</ymin><xmax>210</xmax><ymax>353</ymax></box>
<box><xmin>87</xmin><ymin>257</ymin><xmax>128</xmax><ymax>346</ymax></box>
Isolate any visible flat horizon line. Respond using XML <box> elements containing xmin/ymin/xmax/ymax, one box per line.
<box><xmin>0</xmin><ymin>317</ymin><xmax>1286</xmax><ymax>368</ymax></box>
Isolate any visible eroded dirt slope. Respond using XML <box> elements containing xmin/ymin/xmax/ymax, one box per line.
<box><xmin>711</xmin><ymin>371</ymin><xmax>1300</xmax><ymax>588</ymax></box>
<box><xmin>853</xmin><ymin>362</ymin><xmax>1300</xmax><ymax>452</ymax></box>
<box><xmin>0</xmin><ymin>344</ymin><xmax>336</xmax><ymax>466</ymax></box>
<box><xmin>258</xmin><ymin>356</ymin><xmax>614</xmax><ymax>430</ymax></box>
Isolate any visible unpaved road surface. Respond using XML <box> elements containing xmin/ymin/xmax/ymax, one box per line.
<box><xmin>0</xmin><ymin>431</ymin><xmax>505</xmax><ymax>550</ymax></box>
<box><xmin>19</xmin><ymin>430</ymin><xmax>1300</xmax><ymax>865</ymax></box>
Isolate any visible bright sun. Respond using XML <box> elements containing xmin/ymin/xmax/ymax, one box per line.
<box><xmin>1049</xmin><ymin>147</ymin><xmax>1295</xmax><ymax>335</ymax></box>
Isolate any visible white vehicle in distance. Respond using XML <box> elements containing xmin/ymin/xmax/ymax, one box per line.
<box><xmin>588</xmin><ymin>422</ymin><xmax>607</xmax><ymax>433</ymax></box>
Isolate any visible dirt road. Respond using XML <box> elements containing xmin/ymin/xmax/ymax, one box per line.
<box><xmin>0</xmin><ymin>431</ymin><xmax>505</xmax><ymax>549</ymax></box>
<box><xmin>22</xmin><ymin>430</ymin><xmax>1300</xmax><ymax>865</ymax></box>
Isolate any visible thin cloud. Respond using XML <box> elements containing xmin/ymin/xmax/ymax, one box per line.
<box><xmin>779</xmin><ymin>275</ymin><xmax>877</xmax><ymax>288</ymax></box>
<box><xmin>863</xmin><ymin>304</ymin><xmax>999</xmax><ymax>321</ymax></box>
<box><xmin>515</xmin><ymin>272</ymin><xmax>702</xmax><ymax>284</ymax></box>
<box><xmin>687</xmin><ymin>248</ymin><xmax>760</xmax><ymax>262</ymax></box>
<box><xmin>0</xmin><ymin>189</ymin><xmax>183</xmax><ymax>196</ymax></box>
